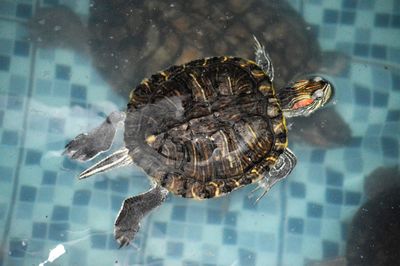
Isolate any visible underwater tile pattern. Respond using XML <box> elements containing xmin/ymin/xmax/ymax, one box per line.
<box><xmin>0</xmin><ymin>0</ymin><xmax>399</xmax><ymax>265</ymax></box>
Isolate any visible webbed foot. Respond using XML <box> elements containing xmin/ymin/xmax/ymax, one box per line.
<box><xmin>253</xmin><ymin>35</ymin><xmax>274</xmax><ymax>82</ymax></box>
<box><xmin>63</xmin><ymin>111</ymin><xmax>126</xmax><ymax>161</ymax></box>
<box><xmin>251</xmin><ymin>148</ymin><xmax>297</xmax><ymax>202</ymax></box>
<box><xmin>114</xmin><ymin>185</ymin><xmax>168</xmax><ymax>247</ymax></box>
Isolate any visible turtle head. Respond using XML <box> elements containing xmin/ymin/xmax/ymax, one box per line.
<box><xmin>277</xmin><ymin>76</ymin><xmax>334</xmax><ymax>118</ymax></box>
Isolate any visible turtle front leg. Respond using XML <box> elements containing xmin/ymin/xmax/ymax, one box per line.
<box><xmin>114</xmin><ymin>184</ymin><xmax>169</xmax><ymax>247</ymax></box>
<box><xmin>253</xmin><ymin>35</ymin><xmax>275</xmax><ymax>82</ymax></box>
<box><xmin>64</xmin><ymin>111</ymin><xmax>126</xmax><ymax>161</ymax></box>
<box><xmin>252</xmin><ymin>148</ymin><xmax>297</xmax><ymax>202</ymax></box>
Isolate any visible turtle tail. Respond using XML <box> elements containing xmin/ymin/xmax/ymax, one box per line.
<box><xmin>78</xmin><ymin>148</ymin><xmax>133</xmax><ymax>179</ymax></box>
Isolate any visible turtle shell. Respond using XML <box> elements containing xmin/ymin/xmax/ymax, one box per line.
<box><xmin>124</xmin><ymin>57</ymin><xmax>288</xmax><ymax>199</ymax></box>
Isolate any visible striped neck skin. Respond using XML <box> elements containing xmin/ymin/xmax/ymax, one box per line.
<box><xmin>277</xmin><ymin>76</ymin><xmax>333</xmax><ymax>118</ymax></box>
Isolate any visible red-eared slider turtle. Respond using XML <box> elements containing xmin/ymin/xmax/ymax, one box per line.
<box><xmin>64</xmin><ymin>38</ymin><xmax>333</xmax><ymax>247</ymax></box>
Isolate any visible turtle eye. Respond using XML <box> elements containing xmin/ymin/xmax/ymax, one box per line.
<box><xmin>312</xmin><ymin>89</ymin><xmax>324</xmax><ymax>100</ymax></box>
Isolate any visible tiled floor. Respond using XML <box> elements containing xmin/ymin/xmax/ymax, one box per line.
<box><xmin>0</xmin><ymin>0</ymin><xmax>399</xmax><ymax>265</ymax></box>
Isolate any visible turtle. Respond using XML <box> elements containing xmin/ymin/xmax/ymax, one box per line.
<box><xmin>64</xmin><ymin>38</ymin><xmax>333</xmax><ymax>247</ymax></box>
<box><xmin>28</xmin><ymin>0</ymin><xmax>349</xmax><ymax>148</ymax></box>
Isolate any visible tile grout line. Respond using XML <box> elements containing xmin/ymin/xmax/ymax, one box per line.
<box><xmin>277</xmin><ymin>180</ymin><xmax>288</xmax><ymax>266</ymax></box>
<box><xmin>0</xmin><ymin>0</ymin><xmax>38</xmax><ymax>252</ymax></box>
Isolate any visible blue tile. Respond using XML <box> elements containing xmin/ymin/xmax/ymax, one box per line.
<box><xmin>32</xmin><ymin>223</ymin><xmax>47</xmax><ymax>239</ymax></box>
<box><xmin>48</xmin><ymin>118</ymin><xmax>65</xmax><ymax>134</ymax></box>
<box><xmin>25</xmin><ymin>149</ymin><xmax>42</xmax><ymax>165</ymax></box>
<box><xmin>344</xmin><ymin>149</ymin><xmax>363</xmax><ymax>173</ymax></box>
<box><xmin>0</xmin><ymin>203</ymin><xmax>6</xmax><ymax>219</ymax></box>
<box><xmin>348</xmin><ymin>137</ymin><xmax>362</xmax><ymax>148</ymax></box>
<box><xmin>9</xmin><ymin>239</ymin><xmax>27</xmax><ymax>258</ymax></box>
<box><xmin>207</xmin><ymin>209</ymin><xmax>223</xmax><ymax>224</ymax></box>
<box><xmin>167</xmin><ymin>222</ymin><xmax>184</xmax><ymax>238</ymax></box>
<box><xmin>341</xmin><ymin>222</ymin><xmax>348</xmax><ymax>241</ymax></box>
<box><xmin>289</xmin><ymin>182</ymin><xmax>306</xmax><ymax>198</ymax></box>
<box><xmin>358</xmin><ymin>0</ymin><xmax>373</xmax><ymax>9</ymax></box>
<box><xmin>375</xmin><ymin>13</ymin><xmax>390</xmax><ymax>27</ymax></box>
<box><xmin>1</xmin><ymin>130</ymin><xmax>18</xmax><ymax>145</ymax></box>
<box><xmin>386</xmin><ymin>110</ymin><xmax>400</xmax><ymax>122</ymax></box>
<box><xmin>0</xmin><ymin>2</ymin><xmax>15</xmax><ymax>17</ymax></box>
<box><xmin>287</xmin><ymin>218</ymin><xmax>304</xmax><ymax>234</ymax></box>
<box><xmin>94</xmin><ymin>178</ymin><xmax>108</xmax><ymax>190</ymax></box>
<box><xmin>305</xmin><ymin>219</ymin><xmax>321</xmax><ymax>236</ymax></box>
<box><xmin>0</xmin><ymin>166</ymin><xmax>13</xmax><ymax>182</ymax></box>
<box><xmin>91</xmin><ymin>233</ymin><xmax>107</xmax><ymax>249</ymax></box>
<box><xmin>323</xmin><ymin>9</ymin><xmax>339</xmax><ymax>24</ymax></box>
<box><xmin>186</xmin><ymin>224</ymin><xmax>202</xmax><ymax>241</ymax></box>
<box><xmin>353</xmin><ymin>43</ymin><xmax>369</xmax><ymax>56</ymax></box>
<box><xmin>326</xmin><ymin>169</ymin><xmax>343</xmax><ymax>187</ymax></box>
<box><xmin>7</xmin><ymin>96</ymin><xmax>23</xmax><ymax>110</ymax></box>
<box><xmin>152</xmin><ymin>222</ymin><xmax>167</xmax><ymax>237</ymax></box>
<box><xmin>73</xmin><ymin>190</ymin><xmax>91</xmax><ymax>205</ymax></box>
<box><xmin>51</xmin><ymin>206</ymin><xmax>69</xmax><ymax>221</ymax></box>
<box><xmin>166</xmin><ymin>241</ymin><xmax>183</xmax><ymax>257</ymax></box>
<box><xmin>55</xmin><ymin>65</ymin><xmax>71</xmax><ymax>80</ymax></box>
<box><xmin>354</xmin><ymin>84</ymin><xmax>370</xmax><ymax>105</ymax></box>
<box><xmin>381</xmin><ymin>137</ymin><xmax>399</xmax><ymax>158</ymax></box>
<box><xmin>44</xmin><ymin>0</ymin><xmax>59</xmax><ymax>5</ymax></box>
<box><xmin>111</xmin><ymin>195</ymin><xmax>124</xmax><ymax>211</ymax></box>
<box><xmin>0</xmin><ymin>55</ymin><xmax>10</xmax><ymax>71</ymax></box>
<box><xmin>48</xmin><ymin>223</ymin><xmax>69</xmax><ymax>241</ymax></box>
<box><xmin>373</xmin><ymin>91</ymin><xmax>388</xmax><ymax>107</ymax></box>
<box><xmin>225</xmin><ymin>211</ymin><xmax>237</xmax><ymax>226</ymax></box>
<box><xmin>307</xmin><ymin>203</ymin><xmax>323</xmax><ymax>218</ymax></box>
<box><xmin>42</xmin><ymin>171</ymin><xmax>57</xmax><ymax>185</ymax></box>
<box><xmin>392</xmin><ymin>15</ymin><xmax>400</xmax><ymax>28</ymax></box>
<box><xmin>238</xmin><ymin>249</ymin><xmax>256</xmax><ymax>266</ymax></box>
<box><xmin>62</xmin><ymin>157</ymin><xmax>78</xmax><ymax>170</ymax></box>
<box><xmin>326</xmin><ymin>188</ymin><xmax>343</xmax><ymax>204</ymax></box>
<box><xmin>243</xmin><ymin>196</ymin><xmax>257</xmax><ymax>210</ymax></box>
<box><xmin>310</xmin><ymin>150</ymin><xmax>325</xmax><ymax>163</ymax></box>
<box><xmin>371</xmin><ymin>45</ymin><xmax>387</xmax><ymax>59</ymax></box>
<box><xmin>111</xmin><ymin>178</ymin><xmax>129</xmax><ymax>194</ymax></box>
<box><xmin>171</xmin><ymin>205</ymin><xmax>186</xmax><ymax>221</ymax></box>
<box><xmin>342</xmin><ymin>0</ymin><xmax>357</xmax><ymax>9</ymax></box>
<box><xmin>322</xmin><ymin>241</ymin><xmax>339</xmax><ymax>259</ymax></box>
<box><xmin>355</xmin><ymin>28</ymin><xmax>370</xmax><ymax>43</ymax></box>
<box><xmin>345</xmin><ymin>191</ymin><xmax>361</xmax><ymax>205</ymax></box>
<box><xmin>223</xmin><ymin>228</ymin><xmax>237</xmax><ymax>245</ymax></box>
<box><xmin>10</xmin><ymin>75</ymin><xmax>27</xmax><ymax>95</ymax></box>
<box><xmin>13</xmin><ymin>41</ymin><xmax>30</xmax><ymax>57</ymax></box>
<box><xmin>146</xmin><ymin>256</ymin><xmax>163</xmax><ymax>266</ymax></box>
<box><xmin>0</xmin><ymin>110</ymin><xmax>3</xmax><ymax>126</ymax></box>
<box><xmin>393</xmin><ymin>73</ymin><xmax>400</xmax><ymax>91</ymax></box>
<box><xmin>19</xmin><ymin>186</ymin><xmax>37</xmax><ymax>202</ymax></box>
<box><xmin>71</xmin><ymin>84</ymin><xmax>87</xmax><ymax>100</ymax></box>
<box><xmin>340</xmin><ymin>11</ymin><xmax>355</xmax><ymax>24</ymax></box>
<box><xmin>16</xmin><ymin>3</ymin><xmax>31</xmax><ymax>19</ymax></box>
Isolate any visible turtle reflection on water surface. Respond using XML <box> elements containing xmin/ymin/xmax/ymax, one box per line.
<box><xmin>29</xmin><ymin>0</ymin><xmax>350</xmax><ymax>148</ymax></box>
<box><xmin>64</xmin><ymin>39</ymin><xmax>333</xmax><ymax>247</ymax></box>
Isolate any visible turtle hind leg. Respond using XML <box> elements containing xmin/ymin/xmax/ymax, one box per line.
<box><xmin>253</xmin><ymin>35</ymin><xmax>275</xmax><ymax>82</ymax></box>
<box><xmin>114</xmin><ymin>185</ymin><xmax>169</xmax><ymax>248</ymax></box>
<box><xmin>251</xmin><ymin>148</ymin><xmax>297</xmax><ymax>202</ymax></box>
<box><xmin>64</xmin><ymin>111</ymin><xmax>126</xmax><ymax>161</ymax></box>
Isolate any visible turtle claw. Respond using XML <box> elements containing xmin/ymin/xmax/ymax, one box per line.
<box><xmin>64</xmin><ymin>111</ymin><xmax>126</xmax><ymax>162</ymax></box>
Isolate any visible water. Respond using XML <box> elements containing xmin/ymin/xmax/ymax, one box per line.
<box><xmin>0</xmin><ymin>0</ymin><xmax>399</xmax><ymax>265</ymax></box>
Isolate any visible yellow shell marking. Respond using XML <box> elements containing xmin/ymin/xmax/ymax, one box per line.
<box><xmin>145</xmin><ymin>135</ymin><xmax>157</xmax><ymax>144</ymax></box>
<box><xmin>191</xmin><ymin>186</ymin><xmax>202</xmax><ymax>200</ymax></box>
<box><xmin>209</xmin><ymin>182</ymin><xmax>220</xmax><ymax>197</ymax></box>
